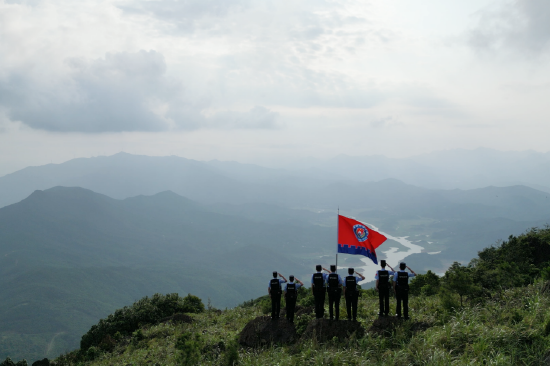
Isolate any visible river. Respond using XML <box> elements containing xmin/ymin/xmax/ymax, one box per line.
<box><xmin>338</xmin><ymin>223</ymin><xmax>424</xmax><ymax>285</ymax></box>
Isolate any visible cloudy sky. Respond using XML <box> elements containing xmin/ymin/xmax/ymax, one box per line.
<box><xmin>0</xmin><ymin>0</ymin><xmax>549</xmax><ymax>175</ymax></box>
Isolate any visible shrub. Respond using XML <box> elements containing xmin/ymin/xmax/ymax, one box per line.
<box><xmin>175</xmin><ymin>332</ymin><xmax>202</xmax><ymax>366</ymax></box>
<box><xmin>222</xmin><ymin>339</ymin><xmax>239</xmax><ymax>366</ymax></box>
<box><xmin>80</xmin><ymin>293</ymin><xmax>204</xmax><ymax>350</ymax></box>
<box><xmin>410</xmin><ymin>270</ymin><xmax>440</xmax><ymax>296</ymax></box>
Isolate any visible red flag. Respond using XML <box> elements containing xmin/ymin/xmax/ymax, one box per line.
<box><xmin>337</xmin><ymin>215</ymin><xmax>387</xmax><ymax>264</ymax></box>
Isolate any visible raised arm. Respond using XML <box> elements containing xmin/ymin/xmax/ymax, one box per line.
<box><xmin>278</xmin><ymin>273</ymin><xmax>288</xmax><ymax>282</ymax></box>
<box><xmin>387</xmin><ymin>264</ymin><xmax>395</xmax><ymax>272</ymax></box>
<box><xmin>322</xmin><ymin>267</ymin><xmax>331</xmax><ymax>273</ymax></box>
<box><xmin>406</xmin><ymin>266</ymin><xmax>416</xmax><ymax>276</ymax></box>
<box><xmin>355</xmin><ymin>271</ymin><xmax>365</xmax><ymax>280</ymax></box>
<box><xmin>296</xmin><ymin>278</ymin><xmax>304</xmax><ymax>286</ymax></box>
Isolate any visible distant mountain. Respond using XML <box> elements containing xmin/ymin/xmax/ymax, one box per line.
<box><xmin>294</xmin><ymin>148</ymin><xmax>550</xmax><ymax>192</ymax></box>
<box><xmin>0</xmin><ymin>186</ymin><xmax>333</xmax><ymax>361</ymax></box>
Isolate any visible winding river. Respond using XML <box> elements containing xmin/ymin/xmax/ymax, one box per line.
<box><xmin>339</xmin><ymin>223</ymin><xmax>424</xmax><ymax>285</ymax></box>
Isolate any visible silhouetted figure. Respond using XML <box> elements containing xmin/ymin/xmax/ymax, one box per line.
<box><xmin>268</xmin><ymin>271</ymin><xmax>287</xmax><ymax>320</ymax></box>
<box><xmin>311</xmin><ymin>264</ymin><xmax>328</xmax><ymax>318</ymax></box>
<box><xmin>394</xmin><ymin>262</ymin><xmax>416</xmax><ymax>320</ymax></box>
<box><xmin>284</xmin><ymin>275</ymin><xmax>304</xmax><ymax>323</ymax></box>
<box><xmin>324</xmin><ymin>265</ymin><xmax>343</xmax><ymax>320</ymax></box>
<box><xmin>344</xmin><ymin>267</ymin><xmax>365</xmax><ymax>321</ymax></box>
<box><xmin>375</xmin><ymin>259</ymin><xmax>395</xmax><ymax>317</ymax></box>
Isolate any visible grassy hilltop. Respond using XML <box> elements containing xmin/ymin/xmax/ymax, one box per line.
<box><xmin>5</xmin><ymin>226</ymin><xmax>550</xmax><ymax>366</ymax></box>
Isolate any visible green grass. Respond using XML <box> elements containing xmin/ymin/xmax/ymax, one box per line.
<box><xmin>47</xmin><ymin>280</ymin><xmax>550</xmax><ymax>366</ymax></box>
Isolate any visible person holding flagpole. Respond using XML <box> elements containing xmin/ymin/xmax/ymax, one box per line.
<box><xmin>323</xmin><ymin>265</ymin><xmax>343</xmax><ymax>321</ymax></box>
<box><xmin>343</xmin><ymin>268</ymin><xmax>365</xmax><ymax>321</ymax></box>
<box><xmin>311</xmin><ymin>264</ymin><xmax>328</xmax><ymax>319</ymax></box>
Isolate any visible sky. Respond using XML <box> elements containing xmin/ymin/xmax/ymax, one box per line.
<box><xmin>0</xmin><ymin>0</ymin><xmax>549</xmax><ymax>176</ymax></box>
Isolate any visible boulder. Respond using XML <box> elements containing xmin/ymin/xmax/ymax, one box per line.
<box><xmin>238</xmin><ymin>316</ymin><xmax>296</xmax><ymax>347</ymax></box>
<box><xmin>300</xmin><ymin>319</ymin><xmax>364</xmax><ymax>342</ymax></box>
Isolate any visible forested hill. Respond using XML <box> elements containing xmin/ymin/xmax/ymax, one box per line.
<box><xmin>5</xmin><ymin>226</ymin><xmax>550</xmax><ymax>366</ymax></box>
<box><xmin>0</xmin><ymin>186</ymin><xmax>333</xmax><ymax>362</ymax></box>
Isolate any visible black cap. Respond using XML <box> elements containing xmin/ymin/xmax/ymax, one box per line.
<box><xmin>400</xmin><ymin>262</ymin><xmax>406</xmax><ymax>270</ymax></box>
<box><xmin>273</xmin><ymin>271</ymin><xmax>278</xmax><ymax>278</ymax></box>
<box><xmin>330</xmin><ymin>264</ymin><xmax>336</xmax><ymax>272</ymax></box>
<box><xmin>289</xmin><ymin>275</ymin><xmax>295</xmax><ymax>281</ymax></box>
<box><xmin>381</xmin><ymin>260</ymin><xmax>386</xmax><ymax>267</ymax></box>
<box><xmin>316</xmin><ymin>264</ymin><xmax>322</xmax><ymax>271</ymax></box>
<box><xmin>348</xmin><ymin>267</ymin><xmax>354</xmax><ymax>274</ymax></box>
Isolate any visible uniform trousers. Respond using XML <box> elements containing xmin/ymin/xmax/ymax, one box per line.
<box><xmin>285</xmin><ymin>296</ymin><xmax>297</xmax><ymax>323</ymax></box>
<box><xmin>345</xmin><ymin>293</ymin><xmax>358</xmax><ymax>321</ymax></box>
<box><xmin>378</xmin><ymin>287</ymin><xmax>390</xmax><ymax>316</ymax></box>
<box><xmin>395</xmin><ymin>288</ymin><xmax>409</xmax><ymax>319</ymax></box>
<box><xmin>271</xmin><ymin>294</ymin><xmax>281</xmax><ymax>319</ymax></box>
<box><xmin>313</xmin><ymin>290</ymin><xmax>326</xmax><ymax>319</ymax></box>
<box><xmin>328</xmin><ymin>291</ymin><xmax>341</xmax><ymax>320</ymax></box>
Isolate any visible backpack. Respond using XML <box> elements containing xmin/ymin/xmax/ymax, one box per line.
<box><xmin>378</xmin><ymin>270</ymin><xmax>389</xmax><ymax>290</ymax></box>
<box><xmin>397</xmin><ymin>271</ymin><xmax>409</xmax><ymax>291</ymax></box>
<box><xmin>328</xmin><ymin>273</ymin><xmax>340</xmax><ymax>294</ymax></box>
<box><xmin>286</xmin><ymin>283</ymin><xmax>297</xmax><ymax>300</ymax></box>
<box><xmin>313</xmin><ymin>273</ymin><xmax>324</xmax><ymax>291</ymax></box>
<box><xmin>345</xmin><ymin>276</ymin><xmax>357</xmax><ymax>296</ymax></box>
<box><xmin>270</xmin><ymin>278</ymin><xmax>281</xmax><ymax>295</ymax></box>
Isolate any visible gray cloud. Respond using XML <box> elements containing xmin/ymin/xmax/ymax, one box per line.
<box><xmin>0</xmin><ymin>50</ymin><xmax>173</xmax><ymax>132</ymax></box>
<box><xmin>0</xmin><ymin>50</ymin><xmax>279</xmax><ymax>132</ymax></box>
<box><xmin>469</xmin><ymin>0</ymin><xmax>550</xmax><ymax>55</ymax></box>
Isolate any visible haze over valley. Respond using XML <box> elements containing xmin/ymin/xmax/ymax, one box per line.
<box><xmin>1</xmin><ymin>150</ymin><xmax>550</xmax><ymax>360</ymax></box>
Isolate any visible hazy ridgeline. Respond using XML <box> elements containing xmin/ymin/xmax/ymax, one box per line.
<box><xmin>0</xmin><ymin>151</ymin><xmax>549</xmax><ymax>362</ymax></box>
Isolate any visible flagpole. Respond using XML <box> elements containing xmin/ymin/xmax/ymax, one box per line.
<box><xmin>336</xmin><ymin>207</ymin><xmax>339</xmax><ymax>273</ymax></box>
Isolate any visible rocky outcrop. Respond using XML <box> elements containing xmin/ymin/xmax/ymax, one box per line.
<box><xmin>238</xmin><ymin>316</ymin><xmax>296</xmax><ymax>347</ymax></box>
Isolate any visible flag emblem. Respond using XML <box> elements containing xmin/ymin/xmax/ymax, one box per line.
<box><xmin>338</xmin><ymin>215</ymin><xmax>387</xmax><ymax>264</ymax></box>
<box><xmin>353</xmin><ymin>224</ymin><xmax>369</xmax><ymax>242</ymax></box>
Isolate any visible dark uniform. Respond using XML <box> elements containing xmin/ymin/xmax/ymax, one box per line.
<box><xmin>395</xmin><ymin>271</ymin><xmax>411</xmax><ymax>319</ymax></box>
<box><xmin>345</xmin><ymin>275</ymin><xmax>359</xmax><ymax>321</ymax></box>
<box><xmin>312</xmin><ymin>272</ymin><xmax>326</xmax><ymax>318</ymax></box>
<box><xmin>327</xmin><ymin>273</ymin><xmax>342</xmax><ymax>320</ymax></box>
<box><xmin>269</xmin><ymin>278</ymin><xmax>283</xmax><ymax>319</ymax></box>
<box><xmin>284</xmin><ymin>281</ymin><xmax>301</xmax><ymax>323</ymax></box>
<box><xmin>377</xmin><ymin>269</ymin><xmax>392</xmax><ymax>316</ymax></box>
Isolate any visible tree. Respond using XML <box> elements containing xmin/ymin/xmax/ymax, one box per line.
<box><xmin>409</xmin><ymin>270</ymin><xmax>440</xmax><ymax>296</ymax></box>
<box><xmin>442</xmin><ymin>262</ymin><xmax>476</xmax><ymax>307</ymax></box>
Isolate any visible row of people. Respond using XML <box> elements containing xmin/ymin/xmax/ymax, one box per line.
<box><xmin>268</xmin><ymin>260</ymin><xmax>416</xmax><ymax>322</ymax></box>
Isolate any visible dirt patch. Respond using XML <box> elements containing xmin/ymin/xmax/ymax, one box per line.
<box><xmin>367</xmin><ymin>316</ymin><xmax>431</xmax><ymax>336</ymax></box>
<box><xmin>158</xmin><ymin>313</ymin><xmax>193</xmax><ymax>324</ymax></box>
<box><xmin>300</xmin><ymin>319</ymin><xmax>364</xmax><ymax>343</ymax></box>
<box><xmin>238</xmin><ymin>316</ymin><xmax>296</xmax><ymax>347</ymax></box>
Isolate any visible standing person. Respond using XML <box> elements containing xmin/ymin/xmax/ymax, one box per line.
<box><xmin>343</xmin><ymin>268</ymin><xmax>365</xmax><ymax>321</ymax></box>
<box><xmin>284</xmin><ymin>275</ymin><xmax>304</xmax><ymax>323</ymax></box>
<box><xmin>323</xmin><ymin>265</ymin><xmax>343</xmax><ymax>321</ymax></box>
<box><xmin>394</xmin><ymin>263</ymin><xmax>416</xmax><ymax>320</ymax></box>
<box><xmin>311</xmin><ymin>264</ymin><xmax>328</xmax><ymax>319</ymax></box>
<box><xmin>375</xmin><ymin>259</ymin><xmax>395</xmax><ymax>317</ymax></box>
<box><xmin>268</xmin><ymin>271</ymin><xmax>287</xmax><ymax>320</ymax></box>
